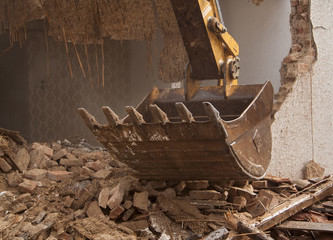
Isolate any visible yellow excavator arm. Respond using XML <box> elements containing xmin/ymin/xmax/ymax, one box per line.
<box><xmin>78</xmin><ymin>0</ymin><xmax>274</xmax><ymax>181</ymax></box>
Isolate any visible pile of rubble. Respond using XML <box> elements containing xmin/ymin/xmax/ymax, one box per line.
<box><xmin>0</xmin><ymin>128</ymin><xmax>332</xmax><ymax>240</ymax></box>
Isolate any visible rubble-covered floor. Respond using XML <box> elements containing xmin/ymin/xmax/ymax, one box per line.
<box><xmin>0</xmin><ymin>129</ymin><xmax>332</xmax><ymax>240</ymax></box>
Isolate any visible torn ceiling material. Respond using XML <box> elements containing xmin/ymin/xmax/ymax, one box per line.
<box><xmin>0</xmin><ymin>0</ymin><xmax>188</xmax><ymax>83</ymax></box>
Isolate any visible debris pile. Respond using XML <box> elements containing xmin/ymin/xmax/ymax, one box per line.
<box><xmin>0</xmin><ymin>129</ymin><xmax>332</xmax><ymax>240</ymax></box>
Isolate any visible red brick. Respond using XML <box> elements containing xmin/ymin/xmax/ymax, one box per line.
<box><xmin>189</xmin><ymin>190</ymin><xmax>221</xmax><ymax>200</ymax></box>
<box><xmin>47</xmin><ymin>171</ymin><xmax>74</xmax><ymax>182</ymax></box>
<box><xmin>24</xmin><ymin>169</ymin><xmax>48</xmax><ymax>181</ymax></box>
<box><xmin>107</xmin><ymin>185</ymin><xmax>124</xmax><ymax>210</ymax></box>
<box><xmin>98</xmin><ymin>188</ymin><xmax>110</xmax><ymax>208</ymax></box>
<box><xmin>86</xmin><ymin>201</ymin><xmax>104</xmax><ymax>218</ymax></box>
<box><xmin>92</xmin><ymin>170</ymin><xmax>112</xmax><ymax>180</ymax></box>
<box><xmin>133</xmin><ymin>191</ymin><xmax>149</xmax><ymax>212</ymax></box>
<box><xmin>12</xmin><ymin>148</ymin><xmax>30</xmax><ymax>172</ymax></box>
<box><xmin>18</xmin><ymin>179</ymin><xmax>37</xmax><ymax>194</ymax></box>
<box><xmin>252</xmin><ymin>180</ymin><xmax>268</xmax><ymax>189</ymax></box>
<box><xmin>53</xmin><ymin>149</ymin><xmax>68</xmax><ymax>161</ymax></box>
<box><xmin>0</xmin><ymin>157</ymin><xmax>12</xmax><ymax>172</ymax></box>
<box><xmin>72</xmin><ymin>188</ymin><xmax>91</xmax><ymax>210</ymax></box>
<box><xmin>109</xmin><ymin>205</ymin><xmax>125</xmax><ymax>220</ymax></box>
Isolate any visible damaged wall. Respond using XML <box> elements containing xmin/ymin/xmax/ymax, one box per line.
<box><xmin>269</xmin><ymin>0</ymin><xmax>333</xmax><ymax>178</ymax></box>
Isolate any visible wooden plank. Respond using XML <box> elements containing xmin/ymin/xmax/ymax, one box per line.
<box><xmin>255</xmin><ymin>178</ymin><xmax>333</xmax><ymax>231</ymax></box>
<box><xmin>274</xmin><ymin>220</ymin><xmax>333</xmax><ymax>233</ymax></box>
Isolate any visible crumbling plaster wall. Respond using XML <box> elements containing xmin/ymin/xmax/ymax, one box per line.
<box><xmin>269</xmin><ymin>0</ymin><xmax>333</xmax><ymax>178</ymax></box>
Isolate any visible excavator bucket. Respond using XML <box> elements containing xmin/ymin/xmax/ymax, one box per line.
<box><xmin>78</xmin><ymin>81</ymin><xmax>274</xmax><ymax>180</ymax></box>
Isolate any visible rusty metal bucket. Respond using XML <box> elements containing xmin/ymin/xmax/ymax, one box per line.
<box><xmin>78</xmin><ymin>81</ymin><xmax>274</xmax><ymax>180</ymax></box>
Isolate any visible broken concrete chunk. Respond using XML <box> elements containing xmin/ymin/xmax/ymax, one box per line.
<box><xmin>107</xmin><ymin>185</ymin><xmax>124</xmax><ymax>210</ymax></box>
<box><xmin>23</xmin><ymin>169</ymin><xmax>48</xmax><ymax>181</ymax></box>
<box><xmin>203</xmin><ymin>227</ymin><xmax>229</xmax><ymax>240</ymax></box>
<box><xmin>189</xmin><ymin>190</ymin><xmax>221</xmax><ymax>200</ymax></box>
<box><xmin>12</xmin><ymin>148</ymin><xmax>30</xmax><ymax>172</ymax></box>
<box><xmin>133</xmin><ymin>191</ymin><xmax>149</xmax><ymax>212</ymax></box>
<box><xmin>86</xmin><ymin>201</ymin><xmax>104</xmax><ymax>218</ymax></box>
<box><xmin>18</xmin><ymin>179</ymin><xmax>37</xmax><ymax>194</ymax></box>
<box><xmin>304</xmin><ymin>160</ymin><xmax>325</xmax><ymax>179</ymax></box>
<box><xmin>292</xmin><ymin>178</ymin><xmax>311</xmax><ymax>189</ymax></box>
<box><xmin>186</xmin><ymin>180</ymin><xmax>209</xmax><ymax>190</ymax></box>
<box><xmin>21</xmin><ymin>222</ymin><xmax>48</xmax><ymax>239</ymax></box>
<box><xmin>0</xmin><ymin>157</ymin><xmax>12</xmax><ymax>172</ymax></box>
<box><xmin>53</xmin><ymin>149</ymin><xmax>68</xmax><ymax>161</ymax></box>
<box><xmin>33</xmin><ymin>211</ymin><xmax>47</xmax><ymax>224</ymax></box>
<box><xmin>98</xmin><ymin>187</ymin><xmax>110</xmax><ymax>208</ymax></box>
<box><xmin>109</xmin><ymin>205</ymin><xmax>125</xmax><ymax>220</ymax></box>
<box><xmin>6</xmin><ymin>170</ymin><xmax>23</xmax><ymax>187</ymax></box>
<box><xmin>47</xmin><ymin>171</ymin><xmax>74</xmax><ymax>181</ymax></box>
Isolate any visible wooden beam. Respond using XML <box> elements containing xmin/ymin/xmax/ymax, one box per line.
<box><xmin>274</xmin><ymin>221</ymin><xmax>333</xmax><ymax>233</ymax></box>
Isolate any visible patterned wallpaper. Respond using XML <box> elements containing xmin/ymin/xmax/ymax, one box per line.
<box><xmin>26</xmin><ymin>32</ymin><xmax>130</xmax><ymax>143</ymax></box>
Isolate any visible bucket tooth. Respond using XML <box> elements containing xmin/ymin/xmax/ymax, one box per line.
<box><xmin>77</xmin><ymin>108</ymin><xmax>100</xmax><ymax>131</ymax></box>
<box><xmin>102</xmin><ymin>106</ymin><xmax>120</xmax><ymax>126</ymax></box>
<box><xmin>202</xmin><ymin>102</ymin><xmax>228</xmax><ymax>138</ymax></box>
<box><xmin>125</xmin><ymin>106</ymin><xmax>145</xmax><ymax>125</ymax></box>
<box><xmin>149</xmin><ymin>104</ymin><xmax>169</xmax><ymax>124</ymax></box>
<box><xmin>175</xmin><ymin>102</ymin><xmax>194</xmax><ymax>123</ymax></box>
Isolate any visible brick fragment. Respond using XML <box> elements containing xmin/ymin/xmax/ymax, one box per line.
<box><xmin>98</xmin><ymin>188</ymin><xmax>110</xmax><ymax>208</ymax></box>
<box><xmin>133</xmin><ymin>191</ymin><xmax>149</xmax><ymax>212</ymax></box>
<box><xmin>11</xmin><ymin>203</ymin><xmax>28</xmax><ymax>213</ymax></box>
<box><xmin>257</xmin><ymin>190</ymin><xmax>279</xmax><ymax>209</ymax></box>
<box><xmin>16</xmin><ymin>193</ymin><xmax>32</xmax><ymax>203</ymax></box>
<box><xmin>53</xmin><ymin>149</ymin><xmax>68</xmax><ymax>161</ymax></box>
<box><xmin>123</xmin><ymin>200</ymin><xmax>133</xmax><ymax>209</ymax></box>
<box><xmin>122</xmin><ymin>207</ymin><xmax>135</xmax><ymax>221</ymax></box>
<box><xmin>228</xmin><ymin>187</ymin><xmax>257</xmax><ymax>203</ymax></box>
<box><xmin>109</xmin><ymin>205</ymin><xmax>125</xmax><ymax>220</ymax></box>
<box><xmin>39</xmin><ymin>157</ymin><xmax>57</xmax><ymax>169</ymax></box>
<box><xmin>92</xmin><ymin>170</ymin><xmax>112</xmax><ymax>180</ymax></box>
<box><xmin>189</xmin><ymin>190</ymin><xmax>221</xmax><ymax>200</ymax></box>
<box><xmin>6</xmin><ymin>171</ymin><xmax>23</xmax><ymax>187</ymax></box>
<box><xmin>24</xmin><ymin>169</ymin><xmax>48</xmax><ymax>181</ymax></box>
<box><xmin>18</xmin><ymin>179</ymin><xmax>37</xmax><ymax>194</ymax></box>
<box><xmin>252</xmin><ymin>180</ymin><xmax>268</xmax><ymax>189</ymax></box>
<box><xmin>28</xmin><ymin>149</ymin><xmax>44</xmax><ymax>169</ymax></box>
<box><xmin>65</xmin><ymin>152</ymin><xmax>77</xmax><ymax>161</ymax></box>
<box><xmin>51</xmin><ymin>142</ymin><xmax>62</xmax><ymax>151</ymax></box>
<box><xmin>47</xmin><ymin>171</ymin><xmax>74</xmax><ymax>182</ymax></box>
<box><xmin>233</xmin><ymin>196</ymin><xmax>247</xmax><ymax>211</ymax></box>
<box><xmin>34</xmin><ymin>143</ymin><xmax>53</xmax><ymax>157</ymax></box>
<box><xmin>107</xmin><ymin>185</ymin><xmax>124</xmax><ymax>210</ymax></box>
<box><xmin>59</xmin><ymin>158</ymin><xmax>84</xmax><ymax>167</ymax></box>
<box><xmin>0</xmin><ymin>157</ymin><xmax>12</xmax><ymax>172</ymax></box>
<box><xmin>86</xmin><ymin>161</ymin><xmax>103</xmax><ymax>171</ymax></box>
<box><xmin>86</xmin><ymin>201</ymin><xmax>104</xmax><ymax>218</ymax></box>
<box><xmin>246</xmin><ymin>197</ymin><xmax>269</xmax><ymax>218</ymax></box>
<box><xmin>12</xmin><ymin>148</ymin><xmax>30</xmax><ymax>172</ymax></box>
<box><xmin>175</xmin><ymin>181</ymin><xmax>186</xmax><ymax>193</ymax></box>
<box><xmin>304</xmin><ymin>160</ymin><xmax>325</xmax><ymax>179</ymax></box>
<box><xmin>186</xmin><ymin>180</ymin><xmax>209</xmax><ymax>190</ymax></box>
<box><xmin>72</xmin><ymin>188</ymin><xmax>91</xmax><ymax>210</ymax></box>
<box><xmin>63</xmin><ymin>196</ymin><xmax>74</xmax><ymax>208</ymax></box>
